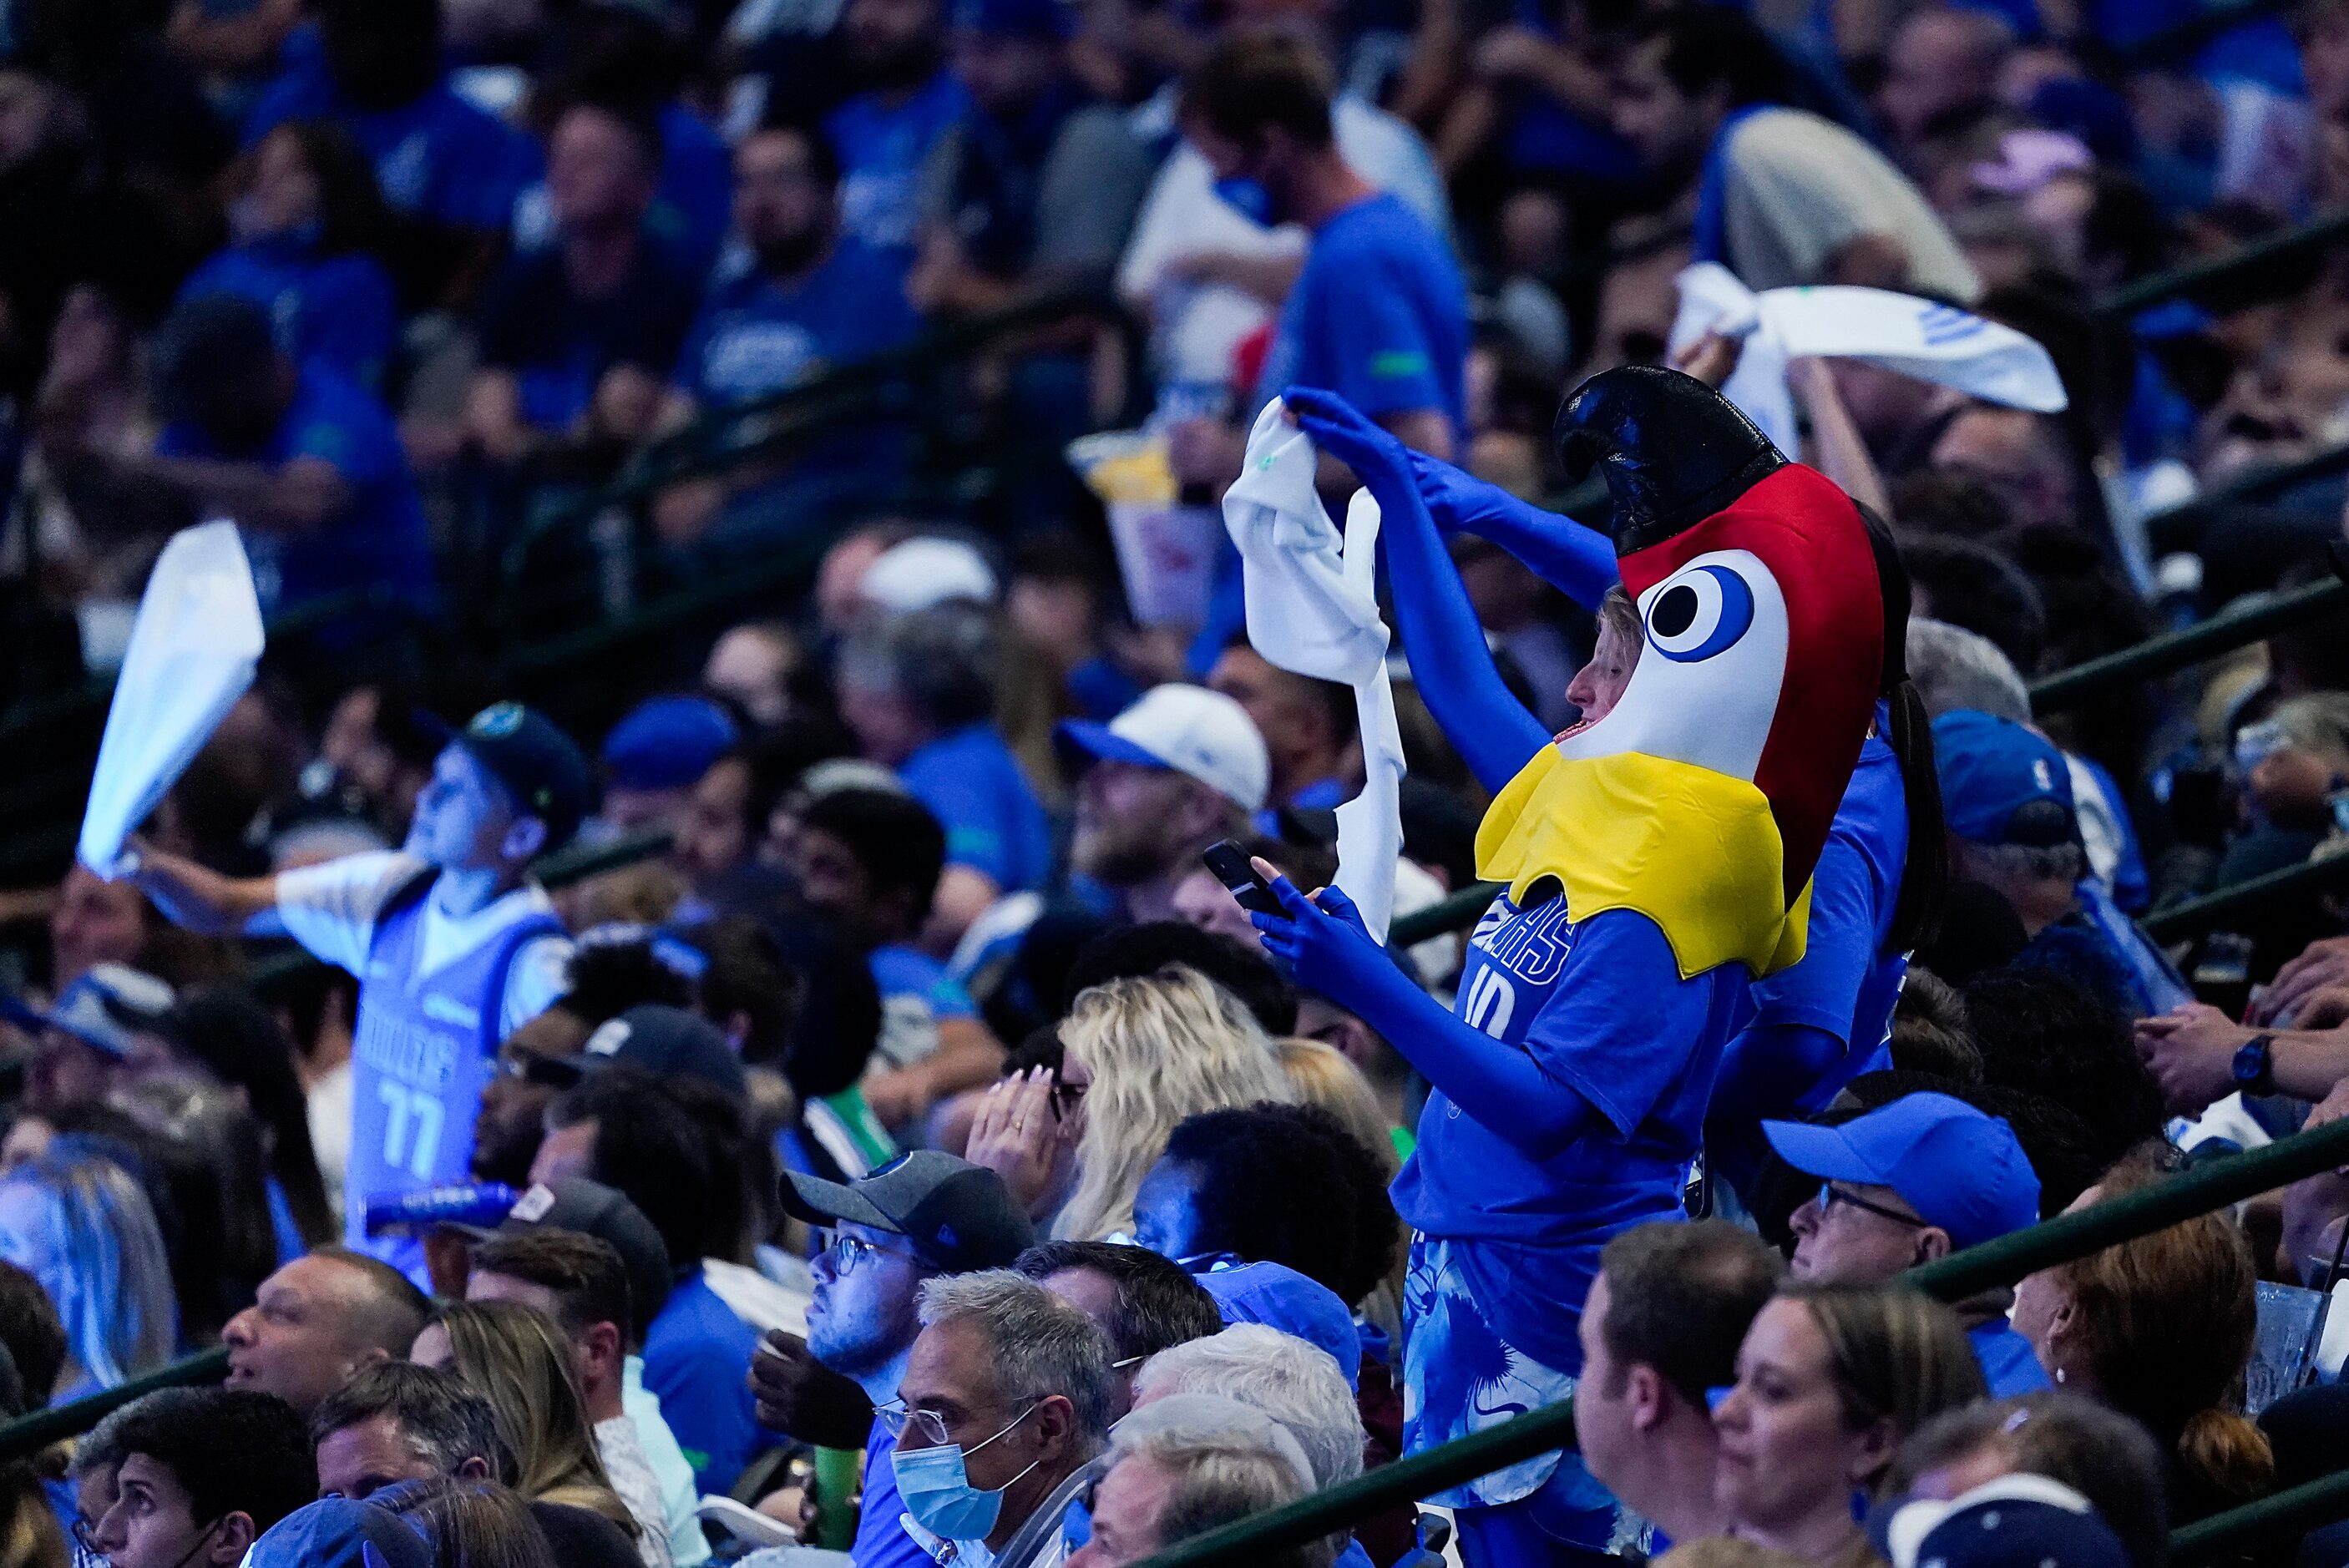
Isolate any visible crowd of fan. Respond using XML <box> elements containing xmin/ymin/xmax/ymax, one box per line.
<box><xmin>10</xmin><ymin>0</ymin><xmax>2349</xmax><ymax>1564</ymax></box>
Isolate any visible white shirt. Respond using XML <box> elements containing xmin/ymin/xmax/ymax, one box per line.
<box><xmin>270</xmin><ymin>851</ymin><xmax>573</xmax><ymax>1039</ymax></box>
<box><xmin>627</xmin><ymin>1355</ymin><xmax>713</xmax><ymax>1567</ymax></box>
<box><xmin>600</xmin><ymin>1414</ymin><xmax>677</xmax><ymax>1568</ymax></box>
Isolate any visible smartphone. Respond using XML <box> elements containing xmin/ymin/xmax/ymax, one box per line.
<box><xmin>1202</xmin><ymin>840</ymin><xmax>1286</xmax><ymax>918</ymax></box>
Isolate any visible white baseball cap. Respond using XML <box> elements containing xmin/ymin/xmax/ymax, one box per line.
<box><xmin>858</xmin><ymin>537</ymin><xmax>999</xmax><ymax>613</ymax></box>
<box><xmin>1057</xmin><ymin>684</ymin><xmax>1269</xmax><ymax>811</ymax></box>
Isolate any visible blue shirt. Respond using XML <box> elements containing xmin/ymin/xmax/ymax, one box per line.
<box><xmin>1969</xmin><ymin>1318</ymin><xmax>2053</xmax><ymax>1398</ymax></box>
<box><xmin>478</xmin><ymin>238</ymin><xmax>702</xmax><ymax>432</ymax></box>
<box><xmin>869</xmin><ymin>946</ymin><xmax>978</xmax><ymax>1019</ymax></box>
<box><xmin>1390</xmin><ymin>899</ymin><xmax>1749</xmax><ymax>1371</ymax></box>
<box><xmin>178</xmin><ymin>240</ymin><xmax>399</xmax><ymax>389</ymax></box>
<box><xmin>640</xmin><ymin>1269</ymin><xmax>767</xmax><ymax>1498</ymax></box>
<box><xmin>156</xmin><ymin>362</ymin><xmax>437</xmax><ymax>619</ymax></box>
<box><xmin>1253</xmin><ymin>193</ymin><xmax>1467</xmax><ymax>439</ymax></box>
<box><xmin>675</xmin><ymin>239</ymin><xmax>919</xmax><ymax>407</ymax></box>
<box><xmin>898</xmin><ymin>724</ymin><xmax>1054</xmax><ymax>894</ymax></box>
<box><xmin>852</xmin><ymin>1419</ymin><xmax>929</xmax><ymax>1568</ymax></box>
<box><xmin>824</xmin><ymin>72</ymin><xmax>972</xmax><ymax>259</ymax></box>
<box><xmin>244</xmin><ymin>29</ymin><xmax>539</xmax><ymax>230</ymax></box>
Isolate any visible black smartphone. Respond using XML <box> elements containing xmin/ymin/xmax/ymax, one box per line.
<box><xmin>1202</xmin><ymin>840</ymin><xmax>1286</xmax><ymax>918</ymax></box>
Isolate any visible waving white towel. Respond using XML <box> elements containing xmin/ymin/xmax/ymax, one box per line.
<box><xmin>1670</xmin><ymin>263</ymin><xmax>2069</xmax><ymax>457</ymax></box>
<box><xmin>1221</xmin><ymin>399</ymin><xmax>1407</xmax><ymax>941</ymax></box>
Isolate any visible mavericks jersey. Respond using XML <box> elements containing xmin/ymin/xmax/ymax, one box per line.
<box><xmin>347</xmin><ymin>874</ymin><xmax>564</xmax><ymax>1277</ymax></box>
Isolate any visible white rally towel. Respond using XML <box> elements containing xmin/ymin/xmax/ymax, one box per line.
<box><xmin>1222</xmin><ymin>398</ymin><xmax>1407</xmax><ymax>940</ymax></box>
<box><xmin>1669</xmin><ymin>263</ymin><xmax>2069</xmax><ymax>457</ymax></box>
<box><xmin>78</xmin><ymin>520</ymin><xmax>266</xmax><ymax>878</ymax></box>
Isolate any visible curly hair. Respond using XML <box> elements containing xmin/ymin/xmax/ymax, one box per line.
<box><xmin>1159</xmin><ymin>1102</ymin><xmax>1399</xmax><ymax>1308</ymax></box>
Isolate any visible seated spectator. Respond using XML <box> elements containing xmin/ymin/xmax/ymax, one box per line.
<box><xmin>222</xmin><ymin>1247</ymin><xmax>431</xmax><ymax>1416</ymax></box>
<box><xmin>596</xmin><ymin>695</ymin><xmax>742</xmax><ymax>837</ymax></box>
<box><xmin>1713</xmin><ymin>1286</ymin><xmax>1986</xmax><ymax>1565</ymax></box>
<box><xmin>893</xmin><ymin>1270</ymin><xmax>1112</xmax><ymax>1566</ymax></box>
<box><xmin>23</xmin><ymin>962</ymin><xmax>175</xmax><ymax>1111</ymax></box>
<box><xmin>409</xmin><ymin>1300</ymin><xmax>645</xmax><ymax>1554</ymax></box>
<box><xmin>2011</xmin><ymin>1146</ymin><xmax>2275</xmax><ymax>1524</ymax></box>
<box><xmin>838</xmin><ymin>604</ymin><xmax>1054</xmax><ymax>941</ymax></box>
<box><xmin>372</xmin><ymin>1476</ymin><xmax>559</xmax><ymax>1568</ymax></box>
<box><xmin>246</xmin><ymin>1495</ymin><xmax>430</xmax><ymax>1568</ymax></box>
<box><xmin>671</xmin><ymin>731</ymin><xmax>845</xmax><ymax>913</ymax></box>
<box><xmin>1928</xmin><ymin>406</ymin><xmax>2090</xmax><ymax>539</ymax></box>
<box><xmin>1889</xmin><ymin>1393</ymin><xmax>2168</xmax><ymax>1568</ymax></box>
<box><xmin>0</xmin><ymin>1148</ymin><xmax>176</xmax><ymax>1399</ymax></box>
<box><xmin>1572</xmin><ymin>1220</ymin><xmax>1782</xmax><ymax>1549</ymax></box>
<box><xmin>67</xmin><ymin>1386</ymin><xmax>189</xmax><ymax>1553</ymax></box>
<box><xmin>656</xmin><ymin>123</ymin><xmax>921</xmax><ymax>554</ymax></box>
<box><xmin>1906</xmin><ymin>620</ymin><xmax>2032</xmax><ymax>726</ymax></box>
<box><xmin>176</xmin><ymin>121</ymin><xmax>397</xmax><ymax>390</ymax></box>
<box><xmin>701</xmin><ymin>622</ymin><xmax>806</xmax><ymax>731</ymax></box>
<box><xmin>48</xmin><ymin>865</ymin><xmax>162</xmax><ymax>993</ymax></box>
<box><xmin>1006</xmin><ymin>537</ymin><xmax>1142</xmax><ymax>723</ymax></box>
<box><xmin>1766</xmin><ymin>1092</ymin><xmax>2049</xmax><ymax>1395</ymax></box>
<box><xmin>785</xmin><ymin>787</ymin><xmax>1005</xmax><ymax>1132</ymax></box>
<box><xmin>0</xmin><ymin>1262</ymin><xmax>67</xmax><ymax>1411</ymax></box>
<box><xmin>1064</xmin><ymin>1395</ymin><xmax>1329</xmax><ymax>1568</ymax></box>
<box><xmin>468</xmin><ymin>101</ymin><xmax>701</xmax><ymax>463</ymax></box>
<box><xmin>1012</xmin><ymin>1239</ymin><xmax>1223</xmax><ymax>1418</ymax></box>
<box><xmin>765</xmin><ymin>1152</ymin><xmax>1036</xmax><ymax>1568</ymax></box>
<box><xmin>967</xmin><ymin>966</ymin><xmax>1293</xmax><ymax>1236</ymax></box>
<box><xmin>1962</xmin><ymin>972</ymin><xmax>2165</xmax><ymax>1172</ymax></box>
<box><xmin>159</xmin><ymin>986</ymin><xmax>338</xmax><ymax>1257</ymax></box>
<box><xmin>1207</xmin><ymin>641</ymin><xmax>1363</xmax><ymax>822</ymax></box>
<box><xmin>822</xmin><ymin>0</ymin><xmax>970</xmax><ymax>267</ymax></box>
<box><xmin>89</xmin><ymin>1388</ymin><xmax>316</xmax><ymax>1568</ymax></box>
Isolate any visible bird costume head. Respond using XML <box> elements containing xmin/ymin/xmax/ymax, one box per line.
<box><xmin>1475</xmin><ymin>367</ymin><xmax>1892</xmax><ymax>978</ymax></box>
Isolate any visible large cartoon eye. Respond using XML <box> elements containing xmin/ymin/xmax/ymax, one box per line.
<box><xmin>1646</xmin><ymin>564</ymin><xmax>1756</xmax><ymax>663</ymax></box>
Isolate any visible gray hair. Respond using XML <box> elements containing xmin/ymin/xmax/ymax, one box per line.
<box><xmin>71</xmin><ymin>1387</ymin><xmax>208</xmax><ymax>1479</ymax></box>
<box><xmin>1133</xmin><ymin>1326</ymin><xmax>1364</xmax><ymax>1487</ymax></box>
<box><xmin>837</xmin><ymin>604</ymin><xmax>1000</xmax><ymax>728</ymax></box>
<box><xmin>1953</xmin><ymin>838</ymin><xmax>2085</xmax><ymax>887</ymax></box>
<box><xmin>1908</xmin><ymin>618</ymin><xmax>2029</xmax><ymax>722</ymax></box>
<box><xmin>916</xmin><ymin>1271</ymin><xmax>1116</xmax><ymax>1442</ymax></box>
<box><xmin>309</xmin><ymin>1362</ymin><xmax>512</xmax><ymax>1483</ymax></box>
<box><xmin>1106</xmin><ymin>1416</ymin><xmax>1335</xmax><ymax>1568</ymax></box>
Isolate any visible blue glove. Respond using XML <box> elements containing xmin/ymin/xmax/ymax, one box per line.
<box><xmin>1406</xmin><ymin>449</ymin><xmax>1621</xmax><ymax>612</ymax></box>
<box><xmin>1249</xmin><ymin>872</ymin><xmax>1395</xmax><ymax>1008</ymax></box>
<box><xmin>1283</xmin><ymin>386</ymin><xmax>1419</xmax><ymax>522</ymax></box>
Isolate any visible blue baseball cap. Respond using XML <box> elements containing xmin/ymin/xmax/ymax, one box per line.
<box><xmin>1876</xmin><ymin>1477</ymin><xmax>2129</xmax><ymax>1568</ymax></box>
<box><xmin>44</xmin><ymin>964</ymin><xmax>175</xmax><ymax>1058</ymax></box>
<box><xmin>1764</xmin><ymin>1092</ymin><xmax>2039</xmax><ymax>1251</ymax></box>
<box><xmin>247</xmin><ymin>1498</ymin><xmax>431</xmax><ymax>1568</ymax></box>
<box><xmin>424</xmin><ymin>701</ymin><xmax>598</xmax><ymax>852</ymax></box>
<box><xmin>953</xmin><ymin>0</ymin><xmax>1071</xmax><ymax>38</ymax></box>
<box><xmin>1932</xmin><ymin>710</ymin><xmax>2078</xmax><ymax>848</ymax></box>
<box><xmin>1192</xmin><ymin>1260</ymin><xmax>1360</xmax><ymax>1390</ymax></box>
<box><xmin>601</xmin><ymin>695</ymin><xmax>741</xmax><ymax>793</ymax></box>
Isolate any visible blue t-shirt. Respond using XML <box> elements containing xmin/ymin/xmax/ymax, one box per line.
<box><xmin>869</xmin><ymin>945</ymin><xmax>978</xmax><ymax>1019</ymax></box>
<box><xmin>156</xmin><ymin>362</ymin><xmax>437</xmax><ymax>618</ymax></box>
<box><xmin>1253</xmin><ymin>193</ymin><xmax>1467</xmax><ymax>438</ymax></box>
<box><xmin>823</xmin><ymin>72</ymin><xmax>972</xmax><ymax>259</ymax></box>
<box><xmin>675</xmin><ymin>238</ymin><xmax>920</xmax><ymax>408</ymax></box>
<box><xmin>640</xmin><ymin>1270</ymin><xmax>767</xmax><ymax>1497</ymax></box>
<box><xmin>1390</xmin><ymin>898</ymin><xmax>1750</xmax><ymax>1372</ymax></box>
<box><xmin>852</xmin><ymin>1419</ymin><xmax>929</xmax><ymax>1568</ymax></box>
<box><xmin>478</xmin><ymin>238</ymin><xmax>702</xmax><ymax>432</ymax></box>
<box><xmin>244</xmin><ymin>30</ymin><xmax>539</xmax><ymax>230</ymax></box>
<box><xmin>179</xmin><ymin>240</ymin><xmax>398</xmax><ymax>389</ymax></box>
<box><xmin>1969</xmin><ymin>1318</ymin><xmax>2053</xmax><ymax>1399</ymax></box>
<box><xmin>898</xmin><ymin>724</ymin><xmax>1054</xmax><ymax>894</ymax></box>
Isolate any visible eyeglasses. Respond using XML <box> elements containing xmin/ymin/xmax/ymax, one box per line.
<box><xmin>876</xmin><ymin>1397</ymin><xmax>1039</xmax><ymax>1453</ymax></box>
<box><xmin>818</xmin><ymin>1230</ymin><xmax>923</xmax><ymax>1277</ymax></box>
<box><xmin>1817</xmin><ymin>1182</ymin><xmax>1927</xmax><ymax>1228</ymax></box>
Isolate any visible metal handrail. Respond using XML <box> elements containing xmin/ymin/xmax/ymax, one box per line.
<box><xmin>0</xmin><ymin>1347</ymin><xmax>229</xmax><ymax>1464</ymax></box>
<box><xmin>2098</xmin><ymin>206</ymin><xmax>2349</xmax><ymax>319</ymax></box>
<box><xmin>2028</xmin><ymin>570</ymin><xmax>2349</xmax><ymax>713</ymax></box>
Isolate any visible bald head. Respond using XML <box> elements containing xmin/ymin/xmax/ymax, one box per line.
<box><xmin>223</xmin><ymin>1250</ymin><xmax>432</xmax><ymax>1415</ymax></box>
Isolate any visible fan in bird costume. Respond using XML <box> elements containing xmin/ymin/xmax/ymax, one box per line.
<box><xmin>1253</xmin><ymin>368</ymin><xmax>1901</xmax><ymax>1565</ymax></box>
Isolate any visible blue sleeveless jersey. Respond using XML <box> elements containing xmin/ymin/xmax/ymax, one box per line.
<box><xmin>347</xmin><ymin>878</ymin><xmax>564</xmax><ymax>1277</ymax></box>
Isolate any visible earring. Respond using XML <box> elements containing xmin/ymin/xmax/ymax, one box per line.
<box><xmin>2054</xmin><ymin>1366</ymin><xmax>2067</xmax><ymax>1384</ymax></box>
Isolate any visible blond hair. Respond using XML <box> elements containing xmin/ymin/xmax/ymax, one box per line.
<box><xmin>1054</xmin><ymin>967</ymin><xmax>1293</xmax><ymax>1241</ymax></box>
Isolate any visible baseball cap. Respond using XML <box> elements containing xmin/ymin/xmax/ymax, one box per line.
<box><xmin>1876</xmin><ymin>1475</ymin><xmax>2128</xmax><ymax>1568</ymax></box>
<box><xmin>1932</xmin><ymin>710</ymin><xmax>2078</xmax><ymax>848</ymax></box>
<box><xmin>247</xmin><ymin>1498</ymin><xmax>431</xmax><ymax>1568</ymax></box>
<box><xmin>602</xmin><ymin>695</ymin><xmax>741</xmax><ymax>793</ymax></box>
<box><xmin>483</xmin><ymin>1177</ymin><xmax>676</xmax><ymax>1323</ymax></box>
<box><xmin>1764</xmin><ymin>1091</ymin><xmax>2039</xmax><ymax>1251</ymax></box>
<box><xmin>1192</xmin><ymin>1260</ymin><xmax>1361</xmax><ymax>1390</ymax></box>
<box><xmin>558</xmin><ymin>1004</ymin><xmax>748</xmax><ymax>1100</ymax></box>
<box><xmin>46</xmin><ymin>964</ymin><xmax>175</xmax><ymax>1059</ymax></box>
<box><xmin>860</xmin><ymin>538</ymin><xmax>998</xmax><ymax>613</ymax></box>
<box><xmin>1057</xmin><ymin>685</ymin><xmax>1270</xmax><ymax>812</ymax></box>
<box><xmin>952</xmin><ymin>0</ymin><xmax>1072</xmax><ymax>38</ymax></box>
<box><xmin>424</xmin><ymin>702</ymin><xmax>598</xmax><ymax>852</ymax></box>
<box><xmin>780</xmin><ymin>1150</ymin><xmax>1035</xmax><ymax>1273</ymax></box>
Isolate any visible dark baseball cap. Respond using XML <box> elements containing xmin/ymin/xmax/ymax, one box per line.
<box><xmin>473</xmin><ymin>1177</ymin><xmax>676</xmax><ymax>1323</ymax></box>
<box><xmin>423</xmin><ymin>701</ymin><xmax>598</xmax><ymax>852</ymax></box>
<box><xmin>1764</xmin><ymin>1090</ymin><xmax>2039</xmax><ymax>1252</ymax></box>
<box><xmin>780</xmin><ymin>1151</ymin><xmax>1035</xmax><ymax>1274</ymax></box>
<box><xmin>554</xmin><ymin>1004</ymin><xmax>749</xmax><ymax>1100</ymax></box>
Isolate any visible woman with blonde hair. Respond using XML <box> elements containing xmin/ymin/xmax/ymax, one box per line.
<box><xmin>2012</xmin><ymin>1144</ymin><xmax>2271</xmax><ymax>1523</ymax></box>
<box><xmin>1713</xmin><ymin>1285</ymin><xmax>1986</xmax><ymax>1568</ymax></box>
<box><xmin>972</xmin><ymin>966</ymin><xmax>1293</xmax><ymax>1241</ymax></box>
<box><xmin>409</xmin><ymin>1302</ymin><xmax>651</xmax><ymax>1562</ymax></box>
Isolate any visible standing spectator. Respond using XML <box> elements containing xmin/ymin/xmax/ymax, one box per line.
<box><xmin>1767</xmin><ymin>1092</ymin><xmax>2051</xmax><ymax>1395</ymax></box>
<box><xmin>823</xmin><ymin>0</ymin><xmax>971</xmax><ymax>270</ymax></box>
<box><xmin>1059</xmin><ymin>685</ymin><xmax>1268</xmax><ymax>927</ymax></box>
<box><xmin>837</xmin><ymin>604</ymin><xmax>1054</xmax><ymax>942</ymax></box>
<box><xmin>131</xmin><ymin>703</ymin><xmax>590</xmax><ymax>1277</ymax></box>
<box><xmin>0</xmin><ymin>1150</ymin><xmax>176</xmax><ymax>1399</ymax></box>
<box><xmin>1609</xmin><ymin>8</ymin><xmax>1978</xmax><ymax>300</ymax></box>
<box><xmin>657</xmin><ymin>124</ymin><xmax>922</xmax><ymax>554</ymax></box>
<box><xmin>176</xmin><ymin>121</ymin><xmax>398</xmax><ymax>390</ymax></box>
<box><xmin>1573</xmin><ymin>1221</ymin><xmax>1783</xmax><ymax>1550</ymax></box>
<box><xmin>468</xmin><ymin>103</ymin><xmax>701</xmax><ymax>463</ymax></box>
<box><xmin>87</xmin><ymin>1390</ymin><xmax>316</xmax><ymax>1568</ymax></box>
<box><xmin>221</xmin><ymin>1247</ymin><xmax>431</xmax><ymax>1417</ymax></box>
<box><xmin>1011</xmin><ymin>1240</ymin><xmax>1223</xmax><ymax>1419</ymax></box>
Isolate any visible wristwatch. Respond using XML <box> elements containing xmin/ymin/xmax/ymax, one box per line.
<box><xmin>2233</xmin><ymin>1034</ymin><xmax>2278</xmax><ymax>1098</ymax></box>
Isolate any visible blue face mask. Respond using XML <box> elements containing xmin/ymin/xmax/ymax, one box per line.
<box><xmin>1212</xmin><ymin>175</ymin><xmax>1275</xmax><ymax>225</ymax></box>
<box><xmin>891</xmin><ymin>1404</ymin><xmax>1041</xmax><ymax>1544</ymax></box>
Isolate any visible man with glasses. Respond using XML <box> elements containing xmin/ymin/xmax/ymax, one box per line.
<box><xmin>1765</xmin><ymin>1090</ymin><xmax>2049</xmax><ymax>1395</ymax></box>
<box><xmin>84</xmin><ymin>1388</ymin><xmax>316</xmax><ymax>1568</ymax></box>
<box><xmin>764</xmin><ymin>1152</ymin><xmax>1036</xmax><ymax>1567</ymax></box>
